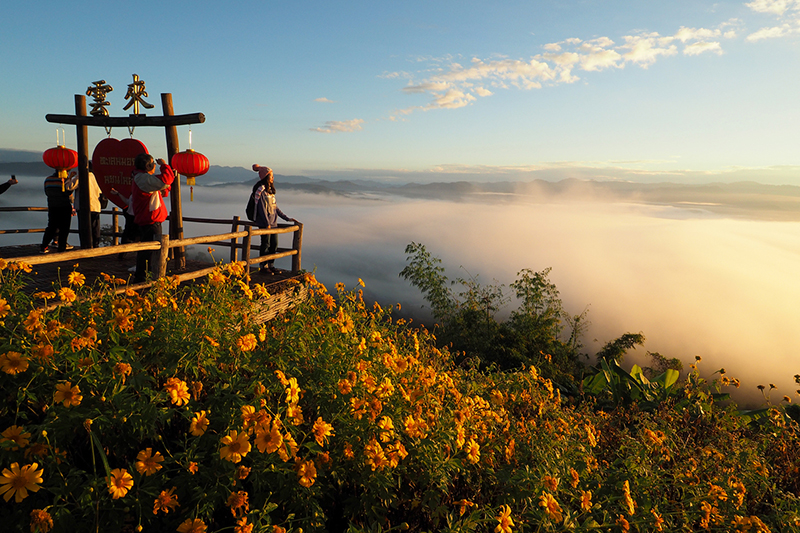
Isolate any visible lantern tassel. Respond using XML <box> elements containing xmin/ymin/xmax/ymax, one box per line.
<box><xmin>191</xmin><ymin>186</ymin><xmax>194</xmax><ymax>202</ymax></box>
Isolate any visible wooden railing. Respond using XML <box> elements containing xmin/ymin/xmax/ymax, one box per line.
<box><xmin>0</xmin><ymin>207</ymin><xmax>303</xmax><ymax>288</ymax></box>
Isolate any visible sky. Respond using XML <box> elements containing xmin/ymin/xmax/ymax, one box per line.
<box><xmin>1</xmin><ymin>0</ymin><xmax>799</xmax><ymax>183</ymax></box>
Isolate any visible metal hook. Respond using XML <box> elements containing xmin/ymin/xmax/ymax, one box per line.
<box><xmin>105</xmin><ymin>126</ymin><xmax>113</xmax><ymax>138</ymax></box>
<box><xmin>128</xmin><ymin>125</ymin><xmax>135</xmax><ymax>138</ymax></box>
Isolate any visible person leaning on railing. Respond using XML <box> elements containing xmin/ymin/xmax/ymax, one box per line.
<box><xmin>252</xmin><ymin>164</ymin><xmax>299</xmax><ymax>274</ymax></box>
<box><xmin>41</xmin><ymin>170</ymin><xmax>78</xmax><ymax>253</ymax></box>
<box><xmin>131</xmin><ymin>153</ymin><xmax>174</xmax><ymax>283</ymax></box>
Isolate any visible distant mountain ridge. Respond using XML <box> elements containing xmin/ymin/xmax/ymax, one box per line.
<box><xmin>3</xmin><ymin>152</ymin><xmax>800</xmax><ymax>220</ymax></box>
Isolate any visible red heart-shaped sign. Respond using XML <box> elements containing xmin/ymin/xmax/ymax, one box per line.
<box><xmin>91</xmin><ymin>138</ymin><xmax>149</xmax><ymax>209</ymax></box>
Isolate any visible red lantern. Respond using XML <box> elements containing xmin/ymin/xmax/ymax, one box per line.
<box><xmin>171</xmin><ymin>149</ymin><xmax>209</xmax><ymax>201</ymax></box>
<box><xmin>43</xmin><ymin>145</ymin><xmax>78</xmax><ymax>191</ymax></box>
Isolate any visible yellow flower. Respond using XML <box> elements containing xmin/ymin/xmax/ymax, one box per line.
<box><xmin>1</xmin><ymin>425</ymin><xmax>31</xmax><ymax>450</ymax></box>
<box><xmin>616</xmin><ymin>515</ymin><xmax>630</xmax><ymax>533</ymax></box>
<box><xmin>495</xmin><ymin>504</ymin><xmax>514</xmax><ymax>533</ymax></box>
<box><xmin>227</xmin><ymin>490</ymin><xmax>250</xmax><ymax>517</ymax></box>
<box><xmin>113</xmin><ymin>362</ymin><xmax>132</xmax><ymax>383</ymax></box>
<box><xmin>337</xmin><ymin>379</ymin><xmax>353</xmax><ymax>395</ymax></box>
<box><xmin>29</xmin><ymin>508</ymin><xmax>54</xmax><ymax>532</ymax></box>
<box><xmin>177</xmin><ymin>518</ymin><xmax>207</xmax><ymax>533</ymax></box>
<box><xmin>106</xmin><ymin>468</ymin><xmax>133</xmax><ymax>499</ymax></box>
<box><xmin>227</xmin><ymin>262</ymin><xmax>245</xmax><ymax>277</ymax></box>
<box><xmin>403</xmin><ymin>415</ymin><xmax>428</xmax><ymax>439</ymax></box>
<box><xmin>274</xmin><ymin>369</ymin><xmax>290</xmax><ymax>386</ymax></box>
<box><xmin>543</xmin><ymin>475</ymin><xmax>559</xmax><ymax>492</ymax></box>
<box><xmin>164</xmin><ymin>377</ymin><xmax>190</xmax><ymax>406</ymax></box>
<box><xmin>188</xmin><ymin>462</ymin><xmax>198</xmax><ymax>474</ymax></box>
<box><xmin>0</xmin><ymin>298</ymin><xmax>10</xmax><ymax>322</ymax></box>
<box><xmin>135</xmin><ymin>448</ymin><xmax>164</xmax><ymax>476</ymax></box>
<box><xmin>286</xmin><ymin>377</ymin><xmax>301</xmax><ymax>404</ymax></box>
<box><xmin>581</xmin><ymin>490</ymin><xmax>592</xmax><ymax>511</ymax></box>
<box><xmin>220</xmin><ymin>430</ymin><xmax>251</xmax><ymax>463</ymax></box>
<box><xmin>364</xmin><ymin>437</ymin><xmax>389</xmax><ymax>471</ymax></box>
<box><xmin>538</xmin><ymin>491</ymin><xmax>563</xmax><ymax>522</ymax></box>
<box><xmin>54</xmin><ymin>382</ymin><xmax>83</xmax><ymax>407</ymax></box>
<box><xmin>67</xmin><ymin>271</ymin><xmax>85</xmax><ymax>287</ymax></box>
<box><xmin>312</xmin><ymin>417</ymin><xmax>335</xmax><ymax>447</ymax></box>
<box><xmin>0</xmin><ymin>352</ymin><xmax>29</xmax><ymax>375</ymax></box>
<box><xmin>236</xmin><ymin>465</ymin><xmax>251</xmax><ymax>480</ymax></box>
<box><xmin>287</xmin><ymin>404</ymin><xmax>304</xmax><ymax>426</ymax></box>
<box><xmin>236</xmin><ymin>333</ymin><xmax>257</xmax><ymax>352</ymax></box>
<box><xmin>651</xmin><ymin>510</ymin><xmax>664</xmax><ymax>531</ymax></box>
<box><xmin>254</xmin><ymin>422</ymin><xmax>283</xmax><ymax>454</ymax></box>
<box><xmin>296</xmin><ymin>459</ymin><xmax>317</xmax><ymax>488</ymax></box>
<box><xmin>465</xmin><ymin>438</ymin><xmax>480</xmax><ymax>464</ymax></box>
<box><xmin>204</xmin><ymin>335</ymin><xmax>220</xmax><ymax>347</ymax></box>
<box><xmin>207</xmin><ymin>270</ymin><xmax>227</xmax><ymax>286</ymax></box>
<box><xmin>622</xmin><ymin>480</ymin><xmax>635</xmax><ymax>516</ymax></box>
<box><xmin>190</xmin><ymin>411</ymin><xmax>210</xmax><ymax>436</ymax></box>
<box><xmin>454</xmin><ymin>499</ymin><xmax>474</xmax><ymax>517</ymax></box>
<box><xmin>58</xmin><ymin>287</ymin><xmax>77</xmax><ymax>304</ymax></box>
<box><xmin>258</xmin><ymin>326</ymin><xmax>267</xmax><ymax>342</ymax></box>
<box><xmin>570</xmin><ymin>467</ymin><xmax>580</xmax><ymax>488</ymax></box>
<box><xmin>378</xmin><ymin>416</ymin><xmax>395</xmax><ymax>443</ymax></box>
<box><xmin>235</xmin><ymin>517</ymin><xmax>254</xmax><ymax>533</ymax></box>
<box><xmin>153</xmin><ymin>486</ymin><xmax>180</xmax><ymax>515</ymax></box>
<box><xmin>0</xmin><ymin>462</ymin><xmax>43</xmax><ymax>502</ymax></box>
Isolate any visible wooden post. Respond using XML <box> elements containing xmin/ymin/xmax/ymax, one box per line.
<box><xmin>243</xmin><ymin>225</ymin><xmax>253</xmax><ymax>274</ymax></box>
<box><xmin>112</xmin><ymin>208</ymin><xmax>120</xmax><ymax>245</ymax></box>
<box><xmin>292</xmin><ymin>223</ymin><xmax>303</xmax><ymax>273</ymax></box>
<box><xmin>162</xmin><ymin>93</ymin><xmax>185</xmax><ymax>270</ymax></box>
<box><xmin>75</xmin><ymin>95</ymin><xmax>91</xmax><ymax>249</ymax></box>
<box><xmin>230</xmin><ymin>216</ymin><xmax>240</xmax><ymax>263</ymax></box>
<box><xmin>157</xmin><ymin>233</ymin><xmax>170</xmax><ymax>279</ymax></box>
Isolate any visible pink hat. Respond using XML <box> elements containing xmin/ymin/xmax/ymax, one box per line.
<box><xmin>252</xmin><ymin>165</ymin><xmax>273</xmax><ymax>180</ymax></box>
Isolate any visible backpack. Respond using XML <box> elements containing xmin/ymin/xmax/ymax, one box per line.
<box><xmin>245</xmin><ymin>192</ymin><xmax>256</xmax><ymax>221</ymax></box>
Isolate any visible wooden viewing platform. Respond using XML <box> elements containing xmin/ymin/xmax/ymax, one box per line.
<box><xmin>1</xmin><ymin>208</ymin><xmax>309</xmax><ymax>323</ymax></box>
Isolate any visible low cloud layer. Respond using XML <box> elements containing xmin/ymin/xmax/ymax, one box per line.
<box><xmin>3</xmin><ymin>178</ymin><xmax>798</xmax><ymax>406</ymax></box>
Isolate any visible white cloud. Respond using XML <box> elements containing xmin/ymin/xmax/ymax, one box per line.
<box><xmin>683</xmin><ymin>41</ymin><xmax>724</xmax><ymax>55</ymax></box>
<box><xmin>429</xmin><ymin>89</ymin><xmax>475</xmax><ymax>109</ymax></box>
<box><xmin>621</xmin><ymin>33</ymin><xmax>678</xmax><ymax>67</ymax></box>
<box><xmin>674</xmin><ymin>26</ymin><xmax>722</xmax><ymax>42</ymax></box>
<box><xmin>746</xmin><ymin>0</ymin><xmax>797</xmax><ymax>16</ymax></box>
<box><xmin>314</xmin><ymin>97</ymin><xmax>336</xmax><ymax>103</ymax></box>
<box><xmin>577</xmin><ymin>41</ymin><xmax>623</xmax><ymax>71</ymax></box>
<box><xmin>746</xmin><ymin>24</ymin><xmax>794</xmax><ymax>40</ymax></box>
<box><xmin>381</xmin><ymin>12</ymin><xmax>782</xmax><ymax>121</ymax></box>
<box><xmin>311</xmin><ymin>119</ymin><xmax>365</xmax><ymax>134</ymax></box>
<box><xmin>402</xmin><ymin>81</ymin><xmax>450</xmax><ymax>93</ymax></box>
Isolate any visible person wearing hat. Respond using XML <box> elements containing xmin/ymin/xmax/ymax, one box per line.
<box><xmin>251</xmin><ymin>164</ymin><xmax>298</xmax><ymax>273</ymax></box>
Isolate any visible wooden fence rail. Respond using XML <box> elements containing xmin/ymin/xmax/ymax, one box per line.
<box><xmin>1</xmin><ymin>206</ymin><xmax>303</xmax><ymax>288</ymax></box>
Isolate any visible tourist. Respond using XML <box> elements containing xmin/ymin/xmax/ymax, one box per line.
<box><xmin>131</xmin><ymin>154</ymin><xmax>174</xmax><ymax>283</ymax></box>
<box><xmin>41</xmin><ymin>170</ymin><xmax>78</xmax><ymax>253</ymax></box>
<box><xmin>0</xmin><ymin>175</ymin><xmax>18</xmax><ymax>195</ymax></box>
<box><xmin>73</xmin><ymin>162</ymin><xmax>102</xmax><ymax>248</ymax></box>
<box><xmin>251</xmin><ymin>164</ymin><xmax>298</xmax><ymax>273</ymax></box>
<box><xmin>109</xmin><ymin>187</ymin><xmax>141</xmax><ymax>259</ymax></box>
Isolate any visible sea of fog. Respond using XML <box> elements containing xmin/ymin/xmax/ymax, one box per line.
<box><xmin>3</xmin><ymin>178</ymin><xmax>799</xmax><ymax>406</ymax></box>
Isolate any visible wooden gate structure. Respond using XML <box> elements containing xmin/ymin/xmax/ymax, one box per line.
<box><xmin>45</xmin><ymin>77</ymin><xmax>203</xmax><ymax>269</ymax></box>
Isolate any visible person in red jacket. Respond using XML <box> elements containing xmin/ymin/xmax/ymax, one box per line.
<box><xmin>131</xmin><ymin>153</ymin><xmax>174</xmax><ymax>282</ymax></box>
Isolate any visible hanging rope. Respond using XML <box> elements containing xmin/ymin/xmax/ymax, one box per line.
<box><xmin>127</xmin><ymin>125</ymin><xmax>135</xmax><ymax>137</ymax></box>
<box><xmin>105</xmin><ymin>126</ymin><xmax>113</xmax><ymax>137</ymax></box>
